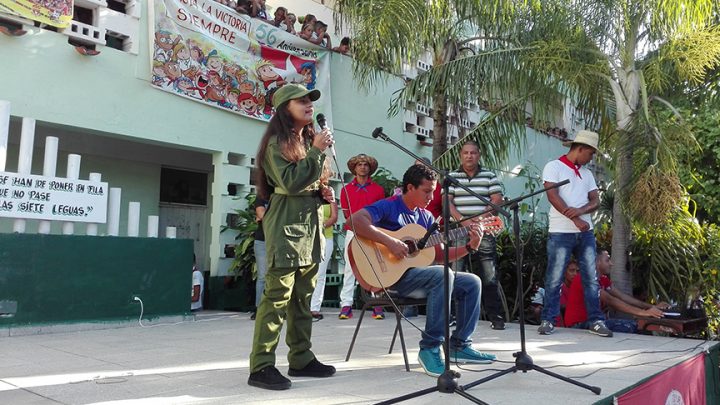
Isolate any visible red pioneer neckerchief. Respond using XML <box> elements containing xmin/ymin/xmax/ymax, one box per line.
<box><xmin>559</xmin><ymin>155</ymin><xmax>582</xmax><ymax>179</ymax></box>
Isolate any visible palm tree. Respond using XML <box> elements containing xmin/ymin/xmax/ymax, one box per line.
<box><xmin>334</xmin><ymin>0</ymin><xmax>522</xmax><ymax>166</ymax></box>
<box><xmin>339</xmin><ymin>0</ymin><xmax>720</xmax><ymax>294</ymax></box>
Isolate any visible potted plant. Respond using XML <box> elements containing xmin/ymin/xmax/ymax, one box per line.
<box><xmin>219</xmin><ymin>193</ymin><xmax>258</xmax><ymax>311</ymax></box>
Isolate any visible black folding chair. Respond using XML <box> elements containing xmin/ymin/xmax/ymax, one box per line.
<box><xmin>344</xmin><ymin>288</ymin><xmax>427</xmax><ymax>371</ymax></box>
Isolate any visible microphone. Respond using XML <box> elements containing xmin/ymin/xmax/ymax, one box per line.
<box><xmin>316</xmin><ymin>113</ymin><xmax>335</xmax><ymax>157</ymax></box>
<box><xmin>372</xmin><ymin>127</ymin><xmax>384</xmax><ymax>139</ymax></box>
<box><xmin>416</xmin><ymin>222</ymin><xmax>439</xmax><ymax>250</ymax></box>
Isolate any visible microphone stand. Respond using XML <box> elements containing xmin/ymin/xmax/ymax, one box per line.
<box><xmin>459</xmin><ymin>183</ymin><xmax>602</xmax><ymax>395</ymax></box>
<box><xmin>370</xmin><ymin>127</ymin><xmax>507</xmax><ymax>405</ymax></box>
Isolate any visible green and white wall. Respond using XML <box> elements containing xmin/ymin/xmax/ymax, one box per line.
<box><xmin>0</xmin><ymin>0</ymin><xmax>566</xmax><ymax>283</ymax></box>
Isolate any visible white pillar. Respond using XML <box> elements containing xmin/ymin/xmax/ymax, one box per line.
<box><xmin>85</xmin><ymin>172</ymin><xmax>102</xmax><ymax>235</ymax></box>
<box><xmin>38</xmin><ymin>136</ymin><xmax>59</xmax><ymax>234</ymax></box>
<box><xmin>107</xmin><ymin>187</ymin><xmax>121</xmax><ymax>236</ymax></box>
<box><xmin>147</xmin><ymin>215</ymin><xmax>159</xmax><ymax>237</ymax></box>
<box><xmin>165</xmin><ymin>226</ymin><xmax>177</xmax><ymax>239</ymax></box>
<box><xmin>61</xmin><ymin>154</ymin><xmax>81</xmax><ymax>235</ymax></box>
<box><xmin>13</xmin><ymin>118</ymin><xmax>35</xmax><ymax>233</ymax></box>
<box><xmin>127</xmin><ymin>202</ymin><xmax>140</xmax><ymax>237</ymax></box>
<box><xmin>0</xmin><ymin>100</ymin><xmax>10</xmax><ymax>171</ymax></box>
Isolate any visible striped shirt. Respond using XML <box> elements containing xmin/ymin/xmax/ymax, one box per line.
<box><xmin>446</xmin><ymin>167</ymin><xmax>503</xmax><ymax>216</ymax></box>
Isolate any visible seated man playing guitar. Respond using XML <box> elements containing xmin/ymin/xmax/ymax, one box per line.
<box><xmin>347</xmin><ymin>164</ymin><xmax>498</xmax><ymax>377</ymax></box>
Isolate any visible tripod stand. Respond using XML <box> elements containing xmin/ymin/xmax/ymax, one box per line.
<box><xmin>461</xmin><ymin>185</ymin><xmax>602</xmax><ymax>396</ymax></box>
<box><xmin>371</xmin><ymin>128</ymin><xmax>509</xmax><ymax>405</ymax></box>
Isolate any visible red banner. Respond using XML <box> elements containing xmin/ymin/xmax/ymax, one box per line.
<box><xmin>617</xmin><ymin>353</ymin><xmax>706</xmax><ymax>405</ymax></box>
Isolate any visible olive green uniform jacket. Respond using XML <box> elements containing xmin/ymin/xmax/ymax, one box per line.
<box><xmin>262</xmin><ymin>137</ymin><xmax>327</xmax><ymax>266</ymax></box>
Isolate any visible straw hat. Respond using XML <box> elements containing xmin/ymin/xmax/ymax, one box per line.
<box><xmin>562</xmin><ymin>130</ymin><xmax>599</xmax><ymax>150</ymax></box>
<box><xmin>347</xmin><ymin>154</ymin><xmax>378</xmax><ymax>176</ymax></box>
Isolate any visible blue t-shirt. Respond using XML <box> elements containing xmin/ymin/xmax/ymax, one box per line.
<box><xmin>364</xmin><ymin>195</ymin><xmax>435</xmax><ymax>232</ymax></box>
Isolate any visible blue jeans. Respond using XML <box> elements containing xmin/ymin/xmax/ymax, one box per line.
<box><xmin>541</xmin><ymin>231</ymin><xmax>604</xmax><ymax>324</ymax></box>
<box><xmin>254</xmin><ymin>240</ymin><xmax>267</xmax><ymax>308</ymax></box>
<box><xmin>392</xmin><ymin>265</ymin><xmax>482</xmax><ymax>350</ymax></box>
<box><xmin>573</xmin><ymin>319</ymin><xmax>637</xmax><ymax>334</ymax></box>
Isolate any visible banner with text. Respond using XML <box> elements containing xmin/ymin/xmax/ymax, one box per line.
<box><xmin>0</xmin><ymin>172</ymin><xmax>108</xmax><ymax>223</ymax></box>
<box><xmin>151</xmin><ymin>0</ymin><xmax>332</xmax><ymax>122</ymax></box>
<box><xmin>0</xmin><ymin>0</ymin><xmax>73</xmax><ymax>28</ymax></box>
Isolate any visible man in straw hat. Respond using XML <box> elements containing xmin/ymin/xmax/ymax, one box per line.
<box><xmin>338</xmin><ymin>153</ymin><xmax>386</xmax><ymax>320</ymax></box>
<box><xmin>537</xmin><ymin>130</ymin><xmax>613</xmax><ymax>338</ymax></box>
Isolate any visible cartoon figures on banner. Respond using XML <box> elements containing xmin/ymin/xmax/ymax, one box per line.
<box><xmin>154</xmin><ymin>31</ymin><xmax>180</xmax><ymax>62</ymax></box>
<box><xmin>152</xmin><ymin>30</ymin><xmax>322</xmax><ymax>121</ymax></box>
<box><xmin>255</xmin><ymin>59</ymin><xmax>286</xmax><ymax>92</ymax></box>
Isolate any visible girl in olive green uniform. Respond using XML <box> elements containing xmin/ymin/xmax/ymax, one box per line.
<box><xmin>248</xmin><ymin>84</ymin><xmax>336</xmax><ymax>391</ymax></box>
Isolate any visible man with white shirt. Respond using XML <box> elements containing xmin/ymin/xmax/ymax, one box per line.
<box><xmin>537</xmin><ymin>130</ymin><xmax>612</xmax><ymax>337</ymax></box>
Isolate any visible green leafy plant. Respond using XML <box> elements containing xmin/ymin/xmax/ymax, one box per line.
<box><xmin>496</xmin><ymin>161</ymin><xmax>549</xmax><ymax>320</ymax></box>
<box><xmin>629</xmin><ymin>197</ymin><xmax>720</xmax><ymax>339</ymax></box>
<box><xmin>222</xmin><ymin>193</ymin><xmax>258</xmax><ymax>280</ymax></box>
<box><xmin>372</xmin><ymin>166</ymin><xmax>402</xmax><ymax>197</ymax></box>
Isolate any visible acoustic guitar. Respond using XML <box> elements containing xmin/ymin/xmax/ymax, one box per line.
<box><xmin>348</xmin><ymin>216</ymin><xmax>503</xmax><ymax>292</ymax></box>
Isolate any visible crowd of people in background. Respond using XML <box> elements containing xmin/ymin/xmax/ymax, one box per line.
<box><xmin>211</xmin><ymin>0</ymin><xmax>352</xmax><ymax>53</ymax></box>
<box><xmin>525</xmin><ymin>117</ymin><xmax>570</xmax><ymax>140</ymax></box>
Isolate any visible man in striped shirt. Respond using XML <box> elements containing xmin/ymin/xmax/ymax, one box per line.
<box><xmin>447</xmin><ymin>141</ymin><xmax>506</xmax><ymax>330</ymax></box>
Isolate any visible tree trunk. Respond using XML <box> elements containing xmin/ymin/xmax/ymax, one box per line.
<box><xmin>432</xmin><ymin>91</ymin><xmax>448</xmax><ymax>161</ymax></box>
<box><xmin>608</xmin><ymin>65</ymin><xmax>639</xmax><ymax>296</ymax></box>
<box><xmin>610</xmin><ymin>149</ymin><xmax>633</xmax><ymax>295</ymax></box>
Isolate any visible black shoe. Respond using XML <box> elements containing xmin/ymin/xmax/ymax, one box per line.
<box><xmin>491</xmin><ymin>319</ymin><xmax>505</xmax><ymax>330</ymax></box>
<box><xmin>248</xmin><ymin>366</ymin><xmax>291</xmax><ymax>390</ymax></box>
<box><xmin>490</xmin><ymin>315</ymin><xmax>505</xmax><ymax>330</ymax></box>
<box><xmin>287</xmin><ymin>358</ymin><xmax>336</xmax><ymax>378</ymax></box>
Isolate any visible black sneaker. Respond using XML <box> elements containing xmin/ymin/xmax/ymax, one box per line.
<box><xmin>248</xmin><ymin>366</ymin><xmax>291</xmax><ymax>390</ymax></box>
<box><xmin>287</xmin><ymin>358</ymin><xmax>336</xmax><ymax>378</ymax></box>
<box><xmin>589</xmin><ymin>320</ymin><xmax>613</xmax><ymax>337</ymax></box>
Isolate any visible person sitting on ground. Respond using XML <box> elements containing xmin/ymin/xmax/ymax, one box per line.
<box><xmin>332</xmin><ymin>37</ymin><xmax>351</xmax><ymax>54</ymax></box>
<box><xmin>556</xmin><ymin>258</ymin><xmax>579</xmax><ymax>326</ymax></box>
<box><xmin>526</xmin><ymin>281</ymin><xmax>545</xmax><ymax>325</ymax></box>
<box><xmin>564</xmin><ymin>249</ymin><xmax>670</xmax><ymax>333</ymax></box>
<box><xmin>309</xmin><ymin>21</ymin><xmax>332</xmax><ymax>48</ymax></box>
<box><xmin>349</xmin><ymin>164</ymin><xmax>496</xmax><ymax>377</ymax></box>
<box><xmin>271</xmin><ymin>6</ymin><xmax>287</xmax><ymax>27</ymax></box>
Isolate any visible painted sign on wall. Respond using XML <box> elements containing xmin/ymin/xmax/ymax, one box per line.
<box><xmin>0</xmin><ymin>172</ymin><xmax>108</xmax><ymax>222</ymax></box>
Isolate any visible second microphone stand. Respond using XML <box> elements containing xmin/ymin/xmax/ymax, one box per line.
<box><xmin>461</xmin><ymin>184</ymin><xmax>601</xmax><ymax>396</ymax></box>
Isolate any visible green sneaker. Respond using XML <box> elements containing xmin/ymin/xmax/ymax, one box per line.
<box><xmin>449</xmin><ymin>346</ymin><xmax>496</xmax><ymax>364</ymax></box>
<box><xmin>418</xmin><ymin>347</ymin><xmax>444</xmax><ymax>377</ymax></box>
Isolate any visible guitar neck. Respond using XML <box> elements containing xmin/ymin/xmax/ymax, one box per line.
<box><xmin>423</xmin><ymin>227</ymin><xmax>469</xmax><ymax>248</ymax></box>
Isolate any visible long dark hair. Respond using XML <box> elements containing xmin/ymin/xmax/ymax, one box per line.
<box><xmin>255</xmin><ymin>101</ymin><xmax>316</xmax><ymax>199</ymax></box>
